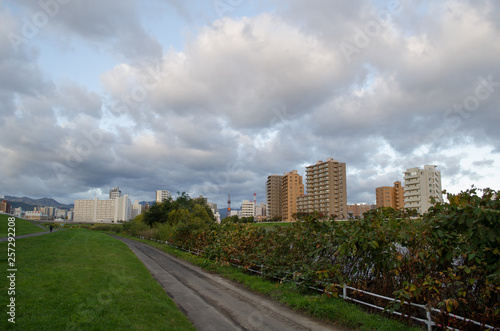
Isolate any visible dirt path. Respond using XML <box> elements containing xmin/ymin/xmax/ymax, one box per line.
<box><xmin>0</xmin><ymin>229</ymin><xmax>60</xmax><ymax>242</ymax></box>
<box><xmin>110</xmin><ymin>235</ymin><xmax>346</xmax><ymax>331</ymax></box>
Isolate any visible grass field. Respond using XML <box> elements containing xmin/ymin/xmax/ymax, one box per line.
<box><xmin>0</xmin><ymin>229</ymin><xmax>195</xmax><ymax>330</ymax></box>
<box><xmin>252</xmin><ymin>221</ymin><xmax>294</xmax><ymax>230</ymax></box>
<box><xmin>0</xmin><ymin>214</ymin><xmax>47</xmax><ymax>237</ymax></box>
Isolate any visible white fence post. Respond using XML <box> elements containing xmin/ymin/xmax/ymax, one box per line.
<box><xmin>426</xmin><ymin>308</ymin><xmax>432</xmax><ymax>331</ymax></box>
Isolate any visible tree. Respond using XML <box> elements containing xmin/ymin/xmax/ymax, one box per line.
<box><xmin>142</xmin><ymin>192</ymin><xmax>216</xmax><ymax>227</ymax></box>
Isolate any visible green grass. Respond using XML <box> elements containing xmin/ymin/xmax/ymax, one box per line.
<box><xmin>126</xmin><ymin>235</ymin><xmax>424</xmax><ymax>331</ymax></box>
<box><xmin>0</xmin><ymin>229</ymin><xmax>195</xmax><ymax>330</ymax></box>
<box><xmin>252</xmin><ymin>222</ymin><xmax>294</xmax><ymax>230</ymax></box>
<box><xmin>0</xmin><ymin>214</ymin><xmax>47</xmax><ymax>237</ymax></box>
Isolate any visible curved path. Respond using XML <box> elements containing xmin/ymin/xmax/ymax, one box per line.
<box><xmin>110</xmin><ymin>235</ymin><xmax>346</xmax><ymax>331</ymax></box>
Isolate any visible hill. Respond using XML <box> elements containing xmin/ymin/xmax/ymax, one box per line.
<box><xmin>5</xmin><ymin>196</ymin><xmax>73</xmax><ymax>210</ymax></box>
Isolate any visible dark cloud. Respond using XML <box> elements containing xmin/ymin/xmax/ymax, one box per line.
<box><xmin>10</xmin><ymin>0</ymin><xmax>163</xmax><ymax>60</ymax></box>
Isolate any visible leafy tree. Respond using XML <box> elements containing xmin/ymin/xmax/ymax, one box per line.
<box><xmin>222</xmin><ymin>215</ymin><xmax>240</xmax><ymax>224</ymax></box>
<box><xmin>142</xmin><ymin>192</ymin><xmax>215</xmax><ymax>227</ymax></box>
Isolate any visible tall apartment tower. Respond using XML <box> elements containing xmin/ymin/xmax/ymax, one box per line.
<box><xmin>376</xmin><ymin>181</ymin><xmax>404</xmax><ymax>210</ymax></box>
<box><xmin>281</xmin><ymin>170</ymin><xmax>304</xmax><ymax>221</ymax></box>
<box><xmin>156</xmin><ymin>190</ymin><xmax>171</xmax><ymax>203</ymax></box>
<box><xmin>404</xmin><ymin>165</ymin><xmax>443</xmax><ymax>214</ymax></box>
<box><xmin>298</xmin><ymin>158</ymin><xmax>348</xmax><ymax>219</ymax></box>
<box><xmin>109</xmin><ymin>187</ymin><xmax>122</xmax><ymax>199</ymax></box>
<box><xmin>266</xmin><ymin>175</ymin><xmax>283</xmax><ymax>219</ymax></box>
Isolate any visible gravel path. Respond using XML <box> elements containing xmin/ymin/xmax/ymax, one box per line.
<box><xmin>110</xmin><ymin>235</ymin><xmax>347</xmax><ymax>331</ymax></box>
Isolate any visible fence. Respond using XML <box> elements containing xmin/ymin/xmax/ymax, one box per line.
<box><xmin>139</xmin><ymin>236</ymin><xmax>498</xmax><ymax>331</ymax></box>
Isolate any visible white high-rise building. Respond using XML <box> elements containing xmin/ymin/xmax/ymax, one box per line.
<box><xmin>404</xmin><ymin>165</ymin><xmax>443</xmax><ymax>215</ymax></box>
<box><xmin>255</xmin><ymin>203</ymin><xmax>266</xmax><ymax>217</ymax></box>
<box><xmin>109</xmin><ymin>187</ymin><xmax>122</xmax><ymax>199</ymax></box>
<box><xmin>207</xmin><ymin>202</ymin><xmax>221</xmax><ymax>224</ymax></box>
<box><xmin>115</xmin><ymin>195</ymin><xmax>132</xmax><ymax>222</ymax></box>
<box><xmin>131</xmin><ymin>200</ymin><xmax>143</xmax><ymax>219</ymax></box>
<box><xmin>156</xmin><ymin>190</ymin><xmax>171</xmax><ymax>203</ymax></box>
<box><xmin>74</xmin><ymin>195</ymin><xmax>132</xmax><ymax>223</ymax></box>
<box><xmin>241</xmin><ymin>200</ymin><xmax>256</xmax><ymax>218</ymax></box>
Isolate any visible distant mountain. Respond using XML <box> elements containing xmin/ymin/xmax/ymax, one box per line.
<box><xmin>5</xmin><ymin>196</ymin><xmax>73</xmax><ymax>210</ymax></box>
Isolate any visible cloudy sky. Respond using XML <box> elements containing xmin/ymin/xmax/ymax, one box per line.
<box><xmin>0</xmin><ymin>0</ymin><xmax>499</xmax><ymax>208</ymax></box>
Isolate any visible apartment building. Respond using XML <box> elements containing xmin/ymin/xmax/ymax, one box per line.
<box><xmin>25</xmin><ymin>211</ymin><xmax>48</xmax><ymax>220</ymax></box>
<box><xmin>297</xmin><ymin>158</ymin><xmax>347</xmax><ymax>219</ymax></box>
<box><xmin>241</xmin><ymin>200</ymin><xmax>256</xmax><ymax>218</ymax></box>
<box><xmin>109</xmin><ymin>187</ymin><xmax>122</xmax><ymax>199</ymax></box>
<box><xmin>74</xmin><ymin>195</ymin><xmax>132</xmax><ymax>223</ymax></box>
<box><xmin>0</xmin><ymin>199</ymin><xmax>11</xmax><ymax>214</ymax></box>
<box><xmin>347</xmin><ymin>204</ymin><xmax>376</xmax><ymax>218</ymax></box>
<box><xmin>404</xmin><ymin>165</ymin><xmax>443</xmax><ymax>214</ymax></box>
<box><xmin>156</xmin><ymin>190</ymin><xmax>171</xmax><ymax>203</ymax></box>
<box><xmin>255</xmin><ymin>202</ymin><xmax>266</xmax><ymax>217</ymax></box>
<box><xmin>266</xmin><ymin>175</ymin><xmax>283</xmax><ymax>219</ymax></box>
<box><xmin>280</xmin><ymin>170</ymin><xmax>304</xmax><ymax>221</ymax></box>
<box><xmin>376</xmin><ymin>181</ymin><xmax>404</xmax><ymax>210</ymax></box>
<box><xmin>131</xmin><ymin>200</ymin><xmax>143</xmax><ymax>219</ymax></box>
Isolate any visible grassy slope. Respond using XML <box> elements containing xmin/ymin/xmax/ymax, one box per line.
<box><xmin>0</xmin><ymin>214</ymin><xmax>47</xmax><ymax>237</ymax></box>
<box><xmin>0</xmin><ymin>229</ymin><xmax>195</xmax><ymax>331</ymax></box>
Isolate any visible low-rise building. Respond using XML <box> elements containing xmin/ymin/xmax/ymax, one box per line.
<box><xmin>347</xmin><ymin>204</ymin><xmax>376</xmax><ymax>219</ymax></box>
<box><xmin>25</xmin><ymin>211</ymin><xmax>48</xmax><ymax>221</ymax></box>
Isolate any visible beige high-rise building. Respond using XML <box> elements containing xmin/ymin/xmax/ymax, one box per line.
<box><xmin>266</xmin><ymin>175</ymin><xmax>283</xmax><ymax>219</ymax></box>
<box><xmin>297</xmin><ymin>158</ymin><xmax>348</xmax><ymax>219</ymax></box>
<box><xmin>156</xmin><ymin>190</ymin><xmax>171</xmax><ymax>203</ymax></box>
<box><xmin>404</xmin><ymin>165</ymin><xmax>443</xmax><ymax>215</ymax></box>
<box><xmin>281</xmin><ymin>170</ymin><xmax>304</xmax><ymax>222</ymax></box>
<box><xmin>376</xmin><ymin>181</ymin><xmax>404</xmax><ymax>210</ymax></box>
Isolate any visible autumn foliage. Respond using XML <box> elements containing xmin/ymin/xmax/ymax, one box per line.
<box><xmin>137</xmin><ymin>188</ymin><xmax>500</xmax><ymax>329</ymax></box>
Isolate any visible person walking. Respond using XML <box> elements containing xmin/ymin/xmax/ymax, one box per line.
<box><xmin>49</xmin><ymin>224</ymin><xmax>53</xmax><ymax>233</ymax></box>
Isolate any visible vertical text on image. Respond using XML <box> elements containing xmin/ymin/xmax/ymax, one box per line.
<box><xmin>7</xmin><ymin>217</ymin><xmax>17</xmax><ymax>324</ymax></box>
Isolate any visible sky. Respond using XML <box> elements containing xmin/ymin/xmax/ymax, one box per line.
<box><xmin>0</xmin><ymin>0</ymin><xmax>499</xmax><ymax>208</ymax></box>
